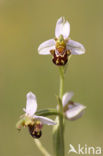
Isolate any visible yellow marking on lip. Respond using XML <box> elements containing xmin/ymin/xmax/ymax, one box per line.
<box><xmin>67</xmin><ymin>50</ymin><xmax>71</xmax><ymax>55</ymax></box>
<box><xmin>57</xmin><ymin>47</ymin><xmax>65</xmax><ymax>53</ymax></box>
<box><xmin>56</xmin><ymin>40</ymin><xmax>66</xmax><ymax>54</ymax></box>
<box><xmin>61</xmin><ymin>60</ymin><xmax>65</xmax><ymax>64</ymax></box>
<box><xmin>50</xmin><ymin>50</ymin><xmax>55</xmax><ymax>56</ymax></box>
<box><xmin>60</xmin><ymin>53</ymin><xmax>65</xmax><ymax>57</ymax></box>
<box><xmin>56</xmin><ymin>59</ymin><xmax>59</xmax><ymax>64</ymax></box>
<box><xmin>32</xmin><ymin>131</ymin><xmax>35</xmax><ymax>134</ymax></box>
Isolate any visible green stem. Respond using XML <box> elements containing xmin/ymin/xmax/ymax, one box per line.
<box><xmin>34</xmin><ymin>139</ymin><xmax>51</xmax><ymax>156</ymax></box>
<box><xmin>53</xmin><ymin>66</ymin><xmax>65</xmax><ymax>156</ymax></box>
<box><xmin>58</xmin><ymin>66</ymin><xmax>65</xmax><ymax>155</ymax></box>
<box><xmin>59</xmin><ymin>66</ymin><xmax>64</xmax><ymax>98</ymax></box>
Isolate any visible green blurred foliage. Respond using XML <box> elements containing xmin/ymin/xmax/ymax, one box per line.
<box><xmin>0</xmin><ymin>0</ymin><xmax>103</xmax><ymax>156</ymax></box>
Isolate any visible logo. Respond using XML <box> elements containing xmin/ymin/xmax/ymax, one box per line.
<box><xmin>68</xmin><ymin>144</ymin><xmax>102</xmax><ymax>155</ymax></box>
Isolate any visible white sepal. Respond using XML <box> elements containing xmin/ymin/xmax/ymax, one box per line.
<box><xmin>24</xmin><ymin>92</ymin><xmax>37</xmax><ymax>117</ymax></box>
<box><xmin>55</xmin><ymin>17</ymin><xmax>70</xmax><ymax>39</ymax></box>
<box><xmin>66</xmin><ymin>39</ymin><xmax>85</xmax><ymax>55</ymax></box>
<box><xmin>62</xmin><ymin>92</ymin><xmax>74</xmax><ymax>107</ymax></box>
<box><xmin>38</xmin><ymin>39</ymin><xmax>56</xmax><ymax>55</ymax></box>
<box><xmin>65</xmin><ymin>103</ymin><xmax>86</xmax><ymax>120</ymax></box>
<box><xmin>35</xmin><ymin>116</ymin><xmax>56</xmax><ymax>125</ymax></box>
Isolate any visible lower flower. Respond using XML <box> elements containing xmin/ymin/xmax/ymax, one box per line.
<box><xmin>16</xmin><ymin>92</ymin><xmax>56</xmax><ymax>138</ymax></box>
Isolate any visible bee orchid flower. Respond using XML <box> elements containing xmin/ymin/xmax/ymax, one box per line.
<box><xmin>38</xmin><ymin>17</ymin><xmax>85</xmax><ymax>66</ymax></box>
<box><xmin>62</xmin><ymin>92</ymin><xmax>86</xmax><ymax>120</ymax></box>
<box><xmin>16</xmin><ymin>92</ymin><xmax>56</xmax><ymax>138</ymax></box>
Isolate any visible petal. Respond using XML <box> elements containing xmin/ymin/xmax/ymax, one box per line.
<box><xmin>24</xmin><ymin>92</ymin><xmax>37</xmax><ymax>116</ymax></box>
<box><xmin>66</xmin><ymin>39</ymin><xmax>85</xmax><ymax>55</ymax></box>
<box><xmin>65</xmin><ymin>103</ymin><xmax>86</xmax><ymax>121</ymax></box>
<box><xmin>38</xmin><ymin>39</ymin><xmax>56</xmax><ymax>55</ymax></box>
<box><xmin>35</xmin><ymin>116</ymin><xmax>56</xmax><ymax>125</ymax></box>
<box><xmin>55</xmin><ymin>17</ymin><xmax>70</xmax><ymax>39</ymax></box>
<box><xmin>62</xmin><ymin>92</ymin><xmax>74</xmax><ymax>107</ymax></box>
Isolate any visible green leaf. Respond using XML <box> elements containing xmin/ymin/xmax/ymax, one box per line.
<box><xmin>36</xmin><ymin>109</ymin><xmax>59</xmax><ymax>116</ymax></box>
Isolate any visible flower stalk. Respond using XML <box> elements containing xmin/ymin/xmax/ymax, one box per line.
<box><xmin>34</xmin><ymin>139</ymin><xmax>51</xmax><ymax>156</ymax></box>
<box><xmin>59</xmin><ymin>66</ymin><xmax>64</xmax><ymax>98</ymax></box>
<box><xmin>58</xmin><ymin>66</ymin><xmax>65</xmax><ymax>155</ymax></box>
<box><xmin>53</xmin><ymin>66</ymin><xmax>65</xmax><ymax>156</ymax></box>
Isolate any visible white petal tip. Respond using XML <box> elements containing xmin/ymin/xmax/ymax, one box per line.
<box><xmin>23</xmin><ymin>108</ymin><xmax>26</xmax><ymax>112</ymax></box>
<box><xmin>62</xmin><ymin>91</ymin><xmax>74</xmax><ymax>107</ymax></box>
<box><xmin>55</xmin><ymin>17</ymin><xmax>70</xmax><ymax>39</ymax></box>
<box><xmin>57</xmin><ymin>17</ymin><xmax>66</xmax><ymax>24</ymax></box>
<box><xmin>65</xmin><ymin>103</ymin><xmax>86</xmax><ymax>121</ymax></box>
<box><xmin>38</xmin><ymin>39</ymin><xmax>55</xmax><ymax>55</ymax></box>
<box><xmin>35</xmin><ymin>116</ymin><xmax>57</xmax><ymax>125</ymax></box>
<box><xmin>26</xmin><ymin>92</ymin><xmax>36</xmax><ymax>99</ymax></box>
<box><xmin>47</xmin><ymin>121</ymin><xmax>57</xmax><ymax>125</ymax></box>
<box><xmin>67</xmin><ymin>40</ymin><xmax>85</xmax><ymax>55</ymax></box>
<box><xmin>25</xmin><ymin>92</ymin><xmax>37</xmax><ymax>116</ymax></box>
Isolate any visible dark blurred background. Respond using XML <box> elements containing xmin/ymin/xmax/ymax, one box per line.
<box><xmin>0</xmin><ymin>0</ymin><xmax>103</xmax><ymax>156</ymax></box>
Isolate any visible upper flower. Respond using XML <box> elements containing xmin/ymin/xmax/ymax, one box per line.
<box><xmin>16</xmin><ymin>92</ymin><xmax>56</xmax><ymax>138</ymax></box>
<box><xmin>38</xmin><ymin>17</ymin><xmax>85</xmax><ymax>65</ymax></box>
<box><xmin>62</xmin><ymin>92</ymin><xmax>86</xmax><ymax>120</ymax></box>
